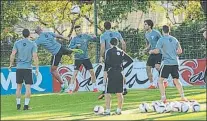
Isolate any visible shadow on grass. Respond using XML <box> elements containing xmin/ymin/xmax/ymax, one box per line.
<box><xmin>146</xmin><ymin>110</ymin><xmax>206</xmax><ymax>120</ymax></box>
<box><xmin>45</xmin><ymin>111</ymin><xmax>118</xmax><ymax>120</ymax></box>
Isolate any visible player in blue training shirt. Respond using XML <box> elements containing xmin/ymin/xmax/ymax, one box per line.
<box><xmin>98</xmin><ymin>21</ymin><xmax>128</xmax><ymax>100</ymax></box>
<box><xmin>149</xmin><ymin>25</ymin><xmax>188</xmax><ymax>103</ymax></box>
<box><xmin>9</xmin><ymin>29</ymin><xmax>39</xmax><ymax>110</ymax></box>
<box><xmin>34</xmin><ymin>26</ymin><xmax>83</xmax><ymax>93</ymax></box>
<box><xmin>68</xmin><ymin>25</ymin><xmax>98</xmax><ymax>93</ymax></box>
<box><xmin>144</xmin><ymin>19</ymin><xmax>168</xmax><ymax>89</ymax></box>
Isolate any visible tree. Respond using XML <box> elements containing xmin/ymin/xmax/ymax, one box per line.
<box><xmin>97</xmin><ymin>0</ymin><xmax>150</xmax><ymax>29</ymax></box>
<box><xmin>152</xmin><ymin>1</ymin><xmax>206</xmax><ymax>25</ymax></box>
<box><xmin>1</xmin><ymin>1</ymin><xmax>29</xmax><ymax>40</ymax></box>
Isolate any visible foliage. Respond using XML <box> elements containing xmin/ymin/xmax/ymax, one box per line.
<box><xmin>1</xmin><ymin>1</ymin><xmax>28</xmax><ymax>40</ymax></box>
<box><xmin>119</xmin><ymin>27</ymin><xmax>148</xmax><ymax>60</ymax></box>
<box><xmin>171</xmin><ymin>20</ymin><xmax>206</xmax><ymax>59</ymax></box>
<box><xmin>1</xmin><ymin>1</ymin><xmax>94</xmax><ymax>66</ymax></box>
<box><xmin>97</xmin><ymin>0</ymin><xmax>150</xmax><ymax>30</ymax></box>
<box><xmin>98</xmin><ymin>0</ymin><xmax>149</xmax><ymax>22</ymax></box>
<box><xmin>1</xmin><ymin>0</ymin><xmax>206</xmax><ymax>67</ymax></box>
<box><xmin>154</xmin><ymin>1</ymin><xmax>206</xmax><ymax>24</ymax></box>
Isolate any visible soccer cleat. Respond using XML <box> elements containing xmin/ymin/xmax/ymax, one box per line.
<box><xmin>112</xmin><ymin>111</ymin><xmax>122</xmax><ymax>115</ymax></box>
<box><xmin>98</xmin><ymin>94</ymin><xmax>104</xmax><ymax>100</ymax></box>
<box><xmin>148</xmin><ymin>85</ymin><xmax>156</xmax><ymax>89</ymax></box>
<box><xmin>93</xmin><ymin>88</ymin><xmax>99</xmax><ymax>92</ymax></box>
<box><xmin>17</xmin><ymin>104</ymin><xmax>21</xmax><ymax>110</ymax></box>
<box><xmin>59</xmin><ymin>85</ymin><xmax>67</xmax><ymax>93</ymax></box>
<box><xmin>23</xmin><ymin>105</ymin><xmax>30</xmax><ymax>110</ymax></box>
<box><xmin>123</xmin><ymin>88</ymin><xmax>128</xmax><ymax>95</ymax></box>
<box><xmin>68</xmin><ymin>90</ymin><xmax>73</xmax><ymax>94</ymax></box>
<box><xmin>98</xmin><ymin>91</ymin><xmax>105</xmax><ymax>100</ymax></box>
<box><xmin>164</xmin><ymin>81</ymin><xmax>168</xmax><ymax>88</ymax></box>
<box><xmin>101</xmin><ymin>112</ymin><xmax>110</xmax><ymax>116</ymax></box>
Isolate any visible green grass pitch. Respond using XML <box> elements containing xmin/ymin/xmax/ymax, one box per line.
<box><xmin>1</xmin><ymin>86</ymin><xmax>206</xmax><ymax>120</ymax></box>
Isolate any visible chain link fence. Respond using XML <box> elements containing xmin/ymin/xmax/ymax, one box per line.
<box><xmin>1</xmin><ymin>0</ymin><xmax>206</xmax><ymax>67</ymax></box>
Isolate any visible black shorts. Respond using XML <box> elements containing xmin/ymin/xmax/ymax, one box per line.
<box><xmin>16</xmin><ymin>69</ymin><xmax>33</xmax><ymax>84</ymax></box>
<box><xmin>160</xmin><ymin>65</ymin><xmax>179</xmax><ymax>79</ymax></box>
<box><xmin>51</xmin><ymin>46</ymin><xmax>73</xmax><ymax>66</ymax></box>
<box><xmin>74</xmin><ymin>59</ymin><xmax>93</xmax><ymax>70</ymax></box>
<box><xmin>106</xmin><ymin>69</ymin><xmax>123</xmax><ymax>93</ymax></box>
<box><xmin>147</xmin><ymin>54</ymin><xmax>162</xmax><ymax>68</ymax></box>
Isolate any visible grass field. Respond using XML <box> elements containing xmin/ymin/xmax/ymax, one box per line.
<box><xmin>1</xmin><ymin>86</ymin><xmax>206</xmax><ymax>120</ymax></box>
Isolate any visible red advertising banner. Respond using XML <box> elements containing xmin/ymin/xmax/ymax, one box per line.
<box><xmin>179</xmin><ymin>59</ymin><xmax>206</xmax><ymax>85</ymax></box>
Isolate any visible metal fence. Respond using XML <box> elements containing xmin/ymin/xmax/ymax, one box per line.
<box><xmin>1</xmin><ymin>0</ymin><xmax>206</xmax><ymax>67</ymax></box>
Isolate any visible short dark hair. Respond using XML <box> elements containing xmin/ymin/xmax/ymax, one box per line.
<box><xmin>110</xmin><ymin>38</ymin><xmax>118</xmax><ymax>46</ymax></box>
<box><xmin>144</xmin><ymin>19</ymin><xmax>154</xmax><ymax>29</ymax></box>
<box><xmin>74</xmin><ymin>25</ymin><xmax>81</xmax><ymax>29</ymax></box>
<box><xmin>162</xmin><ymin>25</ymin><xmax>170</xmax><ymax>33</ymax></box>
<box><xmin>22</xmin><ymin>29</ymin><xmax>30</xmax><ymax>38</ymax></box>
<box><xmin>104</xmin><ymin>21</ymin><xmax>111</xmax><ymax>30</ymax></box>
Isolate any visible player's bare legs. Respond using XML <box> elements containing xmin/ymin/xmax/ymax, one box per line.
<box><xmin>51</xmin><ymin>66</ymin><xmax>67</xmax><ymax>93</ymax></box>
<box><xmin>146</xmin><ymin>66</ymin><xmax>155</xmax><ymax>89</ymax></box>
<box><xmin>157</xmin><ymin>77</ymin><xmax>166</xmax><ymax>103</ymax></box>
<box><xmin>123</xmin><ymin>77</ymin><xmax>127</xmax><ymax>95</ymax></box>
<box><xmin>89</xmin><ymin>69</ymin><xmax>98</xmax><ymax>92</ymax></box>
<box><xmin>68</xmin><ymin>70</ymin><xmax>79</xmax><ymax>94</ymax></box>
<box><xmin>104</xmin><ymin>93</ymin><xmax>111</xmax><ymax>115</ymax></box>
<box><xmin>16</xmin><ymin>84</ymin><xmax>22</xmax><ymax>110</ymax></box>
<box><xmin>116</xmin><ymin>93</ymin><xmax>123</xmax><ymax>114</ymax></box>
<box><xmin>24</xmin><ymin>84</ymin><xmax>31</xmax><ymax>110</ymax></box>
<box><xmin>173</xmin><ymin>78</ymin><xmax>187</xmax><ymax>101</ymax></box>
<box><xmin>155</xmin><ymin>64</ymin><xmax>168</xmax><ymax>88</ymax></box>
<box><xmin>51</xmin><ymin>66</ymin><xmax>64</xmax><ymax>84</ymax></box>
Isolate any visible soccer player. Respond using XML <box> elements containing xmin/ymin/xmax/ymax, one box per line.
<box><xmin>102</xmin><ymin>38</ymin><xmax>133</xmax><ymax>115</ymax></box>
<box><xmin>149</xmin><ymin>25</ymin><xmax>187</xmax><ymax>103</ymax></box>
<box><xmin>68</xmin><ymin>25</ymin><xmax>98</xmax><ymax>93</ymax></box>
<box><xmin>98</xmin><ymin>21</ymin><xmax>127</xmax><ymax>99</ymax></box>
<box><xmin>34</xmin><ymin>26</ymin><xmax>83</xmax><ymax>93</ymax></box>
<box><xmin>9</xmin><ymin>29</ymin><xmax>39</xmax><ymax>110</ymax></box>
<box><xmin>144</xmin><ymin>19</ymin><xmax>168</xmax><ymax>89</ymax></box>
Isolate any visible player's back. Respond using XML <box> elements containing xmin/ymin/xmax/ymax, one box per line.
<box><xmin>14</xmin><ymin>39</ymin><xmax>36</xmax><ymax>69</ymax></box>
<box><xmin>100</xmin><ymin>30</ymin><xmax>123</xmax><ymax>50</ymax></box>
<box><xmin>158</xmin><ymin>35</ymin><xmax>179</xmax><ymax>65</ymax></box>
<box><xmin>35</xmin><ymin>32</ymin><xmax>61</xmax><ymax>55</ymax></box>
<box><xmin>105</xmin><ymin>47</ymin><xmax>124</xmax><ymax>70</ymax></box>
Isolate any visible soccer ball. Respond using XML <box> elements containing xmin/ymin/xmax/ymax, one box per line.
<box><xmin>172</xmin><ymin>101</ymin><xmax>181</xmax><ymax>112</ymax></box>
<box><xmin>156</xmin><ymin>102</ymin><xmax>166</xmax><ymax>113</ymax></box>
<box><xmin>151</xmin><ymin>101</ymin><xmax>160</xmax><ymax>112</ymax></box>
<box><xmin>165</xmin><ymin>102</ymin><xmax>173</xmax><ymax>113</ymax></box>
<box><xmin>139</xmin><ymin>103</ymin><xmax>150</xmax><ymax>113</ymax></box>
<box><xmin>71</xmin><ymin>5</ymin><xmax>80</xmax><ymax>14</ymax></box>
<box><xmin>180</xmin><ymin>102</ymin><xmax>190</xmax><ymax>112</ymax></box>
<box><xmin>93</xmin><ymin>106</ymin><xmax>104</xmax><ymax>114</ymax></box>
<box><xmin>191</xmin><ymin>101</ymin><xmax>200</xmax><ymax>112</ymax></box>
